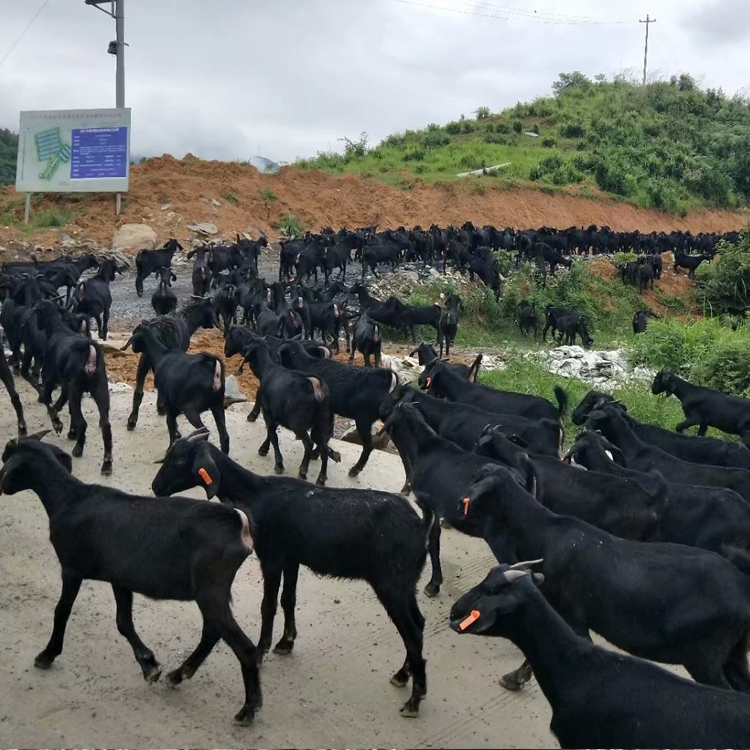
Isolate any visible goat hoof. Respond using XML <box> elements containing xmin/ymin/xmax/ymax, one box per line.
<box><xmin>298</xmin><ymin>470</ymin><xmax>307</xmax><ymax>481</ymax></box>
<box><xmin>258</xmin><ymin>445</ymin><xmax>269</xmax><ymax>457</ymax></box>
<box><xmin>400</xmin><ymin>483</ymin><xmax>411</xmax><ymax>495</ymax></box>
<box><xmin>329</xmin><ymin>450</ymin><xmax>342</xmax><ymax>463</ymax></box>
<box><xmin>156</xmin><ymin>406</ymin><xmax>166</xmax><ymax>416</ymax></box>
<box><xmin>247</xmin><ymin>413</ymin><xmax>258</xmax><ymax>423</ymax></box>
<box><xmin>315</xmin><ymin>476</ymin><xmax>327</xmax><ymax>486</ymax></box>
<box><xmin>34</xmin><ymin>652</ymin><xmax>54</xmax><ymax>670</ymax></box>
<box><xmin>101</xmin><ymin>461</ymin><xmax>113</xmax><ymax>476</ymax></box>
<box><xmin>166</xmin><ymin>668</ymin><xmax>184</xmax><ymax>687</ymax></box>
<box><xmin>423</xmin><ymin>583</ymin><xmax>440</xmax><ymax>598</ymax></box>
<box><xmin>144</xmin><ymin>665</ymin><xmax>162</xmax><ymax>684</ymax></box>
<box><xmin>272</xmin><ymin>640</ymin><xmax>294</xmax><ymax>655</ymax></box>
<box><xmin>72</xmin><ymin>445</ymin><xmax>84</xmax><ymax>458</ymax></box>
<box><xmin>52</xmin><ymin>422</ymin><xmax>63</xmax><ymax>435</ymax></box>
<box><xmin>233</xmin><ymin>706</ymin><xmax>256</xmax><ymax>727</ymax></box>
<box><xmin>390</xmin><ymin>670</ymin><xmax>409</xmax><ymax>688</ymax></box>
<box><xmin>348</xmin><ymin>466</ymin><xmax>362</xmax><ymax>478</ymax></box>
<box><xmin>399</xmin><ymin>702</ymin><xmax>420</xmax><ymax>718</ymax></box>
<box><xmin>126</xmin><ymin>420</ymin><xmax>136</xmax><ymax>431</ymax></box>
<box><xmin>274</xmin><ymin>465</ymin><xmax>285</xmax><ymax>475</ymax></box>
<box><xmin>18</xmin><ymin>424</ymin><xmax>27</xmax><ymax>437</ymax></box>
<box><xmin>67</xmin><ymin>430</ymin><xmax>76</xmax><ymax>441</ymax></box>
<box><xmin>499</xmin><ymin>673</ymin><xmax>526</xmax><ymax>692</ymax></box>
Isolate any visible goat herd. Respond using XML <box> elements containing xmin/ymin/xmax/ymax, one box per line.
<box><xmin>0</xmin><ymin>223</ymin><xmax>747</xmax><ymax>748</ymax></box>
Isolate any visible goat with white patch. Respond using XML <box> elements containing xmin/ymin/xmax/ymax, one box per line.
<box><xmin>127</xmin><ymin>324</ymin><xmax>230</xmax><ymax>453</ymax></box>
<box><xmin>242</xmin><ymin>338</ymin><xmax>338</xmax><ymax>485</ymax></box>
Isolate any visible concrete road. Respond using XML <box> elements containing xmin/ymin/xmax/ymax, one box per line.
<box><xmin>0</xmin><ymin>378</ymin><xmax>554</xmax><ymax>749</ymax></box>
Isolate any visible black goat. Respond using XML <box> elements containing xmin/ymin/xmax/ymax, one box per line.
<box><xmin>188</xmin><ymin>245</ymin><xmax>213</xmax><ymax>297</ymax></box>
<box><xmin>674</xmin><ymin>250</ymin><xmax>709</xmax><ymax>277</ymax></box>
<box><xmin>422</xmin><ymin>359</ymin><xmax>567</xmax><ymax>421</ymax></box>
<box><xmin>123</xmin><ymin>300</ymin><xmax>220</xmax><ymax>431</ymax></box>
<box><xmin>361</xmin><ymin>243</ymin><xmax>401</xmax><ymax>278</ymax></box>
<box><xmin>565</xmin><ymin>429</ymin><xmax>750</xmax><ymax>556</ymax></box>
<box><xmin>437</xmin><ymin>294</ymin><xmax>460</xmax><ymax>357</ymax></box>
<box><xmin>515</xmin><ymin>300</ymin><xmax>538</xmax><ymax>338</ymax></box>
<box><xmin>450</xmin><ymin>562</ymin><xmax>750</xmax><ymax>749</ymax></box>
<box><xmin>0</xmin><ymin>347</ymin><xmax>26</xmax><ymax>435</ymax></box>
<box><xmin>135</xmin><ymin>238</ymin><xmax>182</xmax><ymax>297</ymax></box>
<box><xmin>409</xmin><ymin>343</ymin><xmax>481</xmax><ymax>382</ymax></box>
<box><xmin>653</xmin><ymin>369</ymin><xmax>750</xmax><ymax>446</ymax></box>
<box><xmin>572</xmin><ymin>389</ymin><xmax>750</xmax><ymax>469</ymax></box>
<box><xmin>71</xmin><ymin>258</ymin><xmax>121</xmax><ymax>340</ymax></box>
<box><xmin>36</xmin><ymin>300</ymin><xmax>112</xmax><ymax>475</ymax></box>
<box><xmin>150</xmin><ymin>267</ymin><xmax>178</xmax><ymax>316</ymax></box>
<box><xmin>213</xmin><ymin>278</ymin><xmax>237</xmax><ymax>337</ymax></box>
<box><xmin>586</xmin><ymin>406</ymin><xmax>750</xmax><ymax>503</ymax></box>
<box><xmin>349</xmin><ymin>310</ymin><xmax>383</xmax><ymax>368</ymax></box>
<box><xmin>0</xmin><ymin>435</ymin><xmax>260</xmax><ymax>726</ymax></box>
<box><xmin>542</xmin><ymin>306</ymin><xmax>594</xmax><ymax>347</ymax></box>
<box><xmin>461</xmin><ymin>468</ymin><xmax>750</xmax><ymax>694</ymax></box>
<box><xmin>278</xmin><ymin>339</ymin><xmax>397</xmax><ymax>476</ymax></box>
<box><xmin>243</xmin><ymin>339</ymin><xmax>337</xmax><ymax>485</ymax></box>
<box><xmin>152</xmin><ymin>430</ymin><xmax>428</xmax><ymax>717</ymax></box>
<box><xmin>128</xmin><ymin>324</ymin><xmax>229</xmax><ymax>453</ymax></box>
<box><xmin>632</xmin><ymin>309</ymin><xmax>658</xmax><ymax>334</ymax></box>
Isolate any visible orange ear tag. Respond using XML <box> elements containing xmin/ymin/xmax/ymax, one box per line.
<box><xmin>377</xmin><ymin>422</ymin><xmax>386</xmax><ymax>436</ymax></box>
<box><xmin>462</xmin><ymin>496</ymin><xmax>470</xmax><ymax>516</ymax></box>
<box><xmin>459</xmin><ymin>610</ymin><xmax>481</xmax><ymax>631</ymax></box>
<box><xmin>198</xmin><ymin>467</ymin><xmax>213</xmax><ymax>485</ymax></box>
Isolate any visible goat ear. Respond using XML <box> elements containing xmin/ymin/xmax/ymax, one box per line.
<box><xmin>191</xmin><ymin>443</ymin><xmax>220</xmax><ymax>500</ymax></box>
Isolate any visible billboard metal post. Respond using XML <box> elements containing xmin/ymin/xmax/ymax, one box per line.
<box><xmin>115</xmin><ymin>0</ymin><xmax>124</xmax><ymax>215</ymax></box>
<box><xmin>23</xmin><ymin>193</ymin><xmax>31</xmax><ymax>225</ymax></box>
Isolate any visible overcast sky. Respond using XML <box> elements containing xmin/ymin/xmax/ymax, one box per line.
<box><xmin>1</xmin><ymin>0</ymin><xmax>749</xmax><ymax>163</ymax></box>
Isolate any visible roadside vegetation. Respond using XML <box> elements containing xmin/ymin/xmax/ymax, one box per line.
<box><xmin>0</xmin><ymin>129</ymin><xmax>17</xmax><ymax>186</ymax></box>
<box><xmin>297</xmin><ymin>72</ymin><xmax>750</xmax><ymax>213</ymax></box>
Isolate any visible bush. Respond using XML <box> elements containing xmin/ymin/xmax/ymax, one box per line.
<box><xmin>495</xmin><ymin>122</ymin><xmax>511</xmax><ymax>134</ymax></box>
<box><xmin>694</xmin><ymin>231</ymin><xmax>750</xmax><ymax>315</ymax></box>
<box><xmin>558</xmin><ymin>121</ymin><xmax>586</xmax><ymax>138</ymax></box>
<box><xmin>531</xmin><ymin>123</ymin><xmax>540</xmax><ymax>134</ymax></box>
<box><xmin>271</xmin><ymin>213</ymin><xmax>305</xmax><ymax>238</ymax></box>
<box><xmin>475</xmin><ymin>106</ymin><xmax>491</xmax><ymax>119</ymax></box>
<box><xmin>512</xmin><ymin>120</ymin><xmax>523</xmax><ymax>134</ymax></box>
<box><xmin>541</xmin><ymin>137</ymin><xmax>557</xmax><ymax>148</ymax></box>
<box><xmin>445</xmin><ymin>120</ymin><xmax>462</xmax><ymax>135</ymax></box>
<box><xmin>631</xmin><ymin>317</ymin><xmax>750</xmax><ymax>397</ymax></box>
<box><xmin>613</xmin><ymin>251</ymin><xmax>637</xmax><ymax>267</ymax></box>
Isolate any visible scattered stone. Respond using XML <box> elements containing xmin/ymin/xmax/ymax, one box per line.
<box><xmin>381</xmin><ymin>354</ymin><xmax>422</xmax><ymax>384</ymax></box>
<box><xmin>112</xmin><ymin>224</ymin><xmax>157</xmax><ymax>253</ymax></box>
<box><xmin>224</xmin><ymin>376</ymin><xmax>248</xmax><ymax>409</ymax></box>
<box><xmin>186</xmin><ymin>221</ymin><xmax>218</xmax><ymax>236</ymax></box>
<box><xmin>340</xmin><ymin>421</ymin><xmax>391</xmax><ymax>450</ymax></box>
<box><xmin>539</xmin><ymin>346</ymin><xmax>649</xmax><ymax>386</ymax></box>
<box><xmin>160</xmin><ymin>203</ymin><xmax>171</xmax><ymax>211</ymax></box>
<box><xmin>211</xmin><ymin>199</ymin><xmax>221</xmax><ymax>207</ymax></box>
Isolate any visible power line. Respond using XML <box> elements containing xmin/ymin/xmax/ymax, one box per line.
<box><xmin>469</xmin><ymin>1</ymin><xmax>625</xmax><ymax>22</ymax></box>
<box><xmin>0</xmin><ymin>0</ymin><xmax>55</xmax><ymax>72</ymax></box>
<box><xmin>394</xmin><ymin>0</ymin><xmax>632</xmax><ymax>25</ymax></box>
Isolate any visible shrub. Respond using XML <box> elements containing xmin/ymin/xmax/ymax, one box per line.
<box><xmin>271</xmin><ymin>213</ymin><xmax>305</xmax><ymax>238</ymax></box>
<box><xmin>475</xmin><ymin>106</ymin><xmax>491</xmax><ymax>119</ymax></box>
<box><xmin>613</xmin><ymin>252</ymin><xmax>637</xmax><ymax>267</ymax></box>
<box><xmin>512</xmin><ymin>120</ymin><xmax>523</xmax><ymax>134</ymax></box>
<box><xmin>558</xmin><ymin>121</ymin><xmax>586</xmax><ymax>138</ymax></box>
<box><xmin>445</xmin><ymin>120</ymin><xmax>462</xmax><ymax>135</ymax></box>
<box><xmin>694</xmin><ymin>231</ymin><xmax>750</xmax><ymax>315</ymax></box>
<box><xmin>495</xmin><ymin>122</ymin><xmax>511</xmax><ymax>134</ymax></box>
<box><xmin>541</xmin><ymin>137</ymin><xmax>557</xmax><ymax>148</ymax></box>
<box><xmin>531</xmin><ymin>123</ymin><xmax>540</xmax><ymax>134</ymax></box>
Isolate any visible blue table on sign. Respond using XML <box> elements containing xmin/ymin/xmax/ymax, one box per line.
<box><xmin>70</xmin><ymin>127</ymin><xmax>128</xmax><ymax>180</ymax></box>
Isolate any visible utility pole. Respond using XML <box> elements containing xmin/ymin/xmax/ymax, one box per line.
<box><xmin>85</xmin><ymin>0</ymin><xmax>126</xmax><ymax>213</ymax></box>
<box><xmin>639</xmin><ymin>14</ymin><xmax>656</xmax><ymax>85</ymax></box>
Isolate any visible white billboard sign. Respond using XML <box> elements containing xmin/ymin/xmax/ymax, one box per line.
<box><xmin>15</xmin><ymin>108</ymin><xmax>131</xmax><ymax>193</ymax></box>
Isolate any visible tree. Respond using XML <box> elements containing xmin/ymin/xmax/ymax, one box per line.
<box><xmin>552</xmin><ymin>71</ymin><xmax>592</xmax><ymax>95</ymax></box>
<box><xmin>0</xmin><ymin>129</ymin><xmax>19</xmax><ymax>186</ymax></box>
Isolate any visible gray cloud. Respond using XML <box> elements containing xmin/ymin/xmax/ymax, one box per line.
<box><xmin>0</xmin><ymin>0</ymin><xmax>748</xmax><ymax>164</ymax></box>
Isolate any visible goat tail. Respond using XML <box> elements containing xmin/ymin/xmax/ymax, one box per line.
<box><xmin>212</xmin><ymin>359</ymin><xmax>223</xmax><ymax>392</ymax></box>
<box><xmin>308</xmin><ymin>376</ymin><xmax>326</xmax><ymax>403</ymax></box>
<box><xmin>553</xmin><ymin>385</ymin><xmax>568</xmax><ymax>419</ymax></box>
<box><xmin>64</xmin><ymin>340</ymin><xmax>100</xmax><ymax>380</ymax></box>
<box><xmin>235</xmin><ymin>509</ymin><xmax>255</xmax><ymax>554</ymax></box>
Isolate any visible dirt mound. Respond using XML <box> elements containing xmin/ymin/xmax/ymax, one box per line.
<box><xmin>1</xmin><ymin>155</ymin><xmax>747</xmax><ymax>253</ymax></box>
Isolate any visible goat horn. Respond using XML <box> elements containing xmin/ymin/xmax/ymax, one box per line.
<box><xmin>25</xmin><ymin>429</ymin><xmax>52</xmax><ymax>441</ymax></box>
<box><xmin>508</xmin><ymin>559</ymin><xmax>543</xmax><ymax>571</ymax></box>
<box><xmin>185</xmin><ymin>427</ymin><xmax>210</xmax><ymax>442</ymax></box>
<box><xmin>503</xmin><ymin>570</ymin><xmax>531</xmax><ymax>583</ymax></box>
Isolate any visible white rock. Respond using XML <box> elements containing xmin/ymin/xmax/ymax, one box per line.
<box><xmin>211</xmin><ymin>199</ymin><xmax>221</xmax><ymax>207</ymax></box>
<box><xmin>112</xmin><ymin>224</ymin><xmax>157</xmax><ymax>253</ymax></box>
<box><xmin>160</xmin><ymin>203</ymin><xmax>171</xmax><ymax>211</ymax></box>
<box><xmin>224</xmin><ymin>375</ymin><xmax>248</xmax><ymax>408</ymax></box>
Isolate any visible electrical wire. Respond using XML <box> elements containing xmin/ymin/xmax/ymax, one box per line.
<box><xmin>0</xmin><ymin>0</ymin><xmax>55</xmax><ymax>72</ymax></box>
<box><xmin>394</xmin><ymin>0</ymin><xmax>632</xmax><ymax>25</ymax></box>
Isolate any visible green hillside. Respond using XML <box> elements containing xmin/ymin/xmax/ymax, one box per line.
<box><xmin>297</xmin><ymin>72</ymin><xmax>750</xmax><ymax>214</ymax></box>
<box><xmin>0</xmin><ymin>129</ymin><xmax>18</xmax><ymax>186</ymax></box>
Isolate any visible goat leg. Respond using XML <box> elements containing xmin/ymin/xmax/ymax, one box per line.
<box><xmin>499</xmin><ymin>659</ymin><xmax>534</xmax><ymax>691</ymax></box>
<box><xmin>113</xmin><ymin>585</ymin><xmax>161</xmax><ymax>683</ymax></box>
<box><xmin>273</xmin><ymin>563</ymin><xmax>299</xmax><ymax>655</ymax></box>
<box><xmin>35</xmin><ymin>572</ymin><xmax>83</xmax><ymax>669</ymax></box>
<box><xmin>167</xmin><ymin>619</ymin><xmax>220</xmax><ymax>686</ymax></box>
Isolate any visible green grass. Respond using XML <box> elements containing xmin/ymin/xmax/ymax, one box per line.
<box><xmin>271</xmin><ymin>213</ymin><xmax>305</xmax><ymax>238</ymax></box>
<box><xmin>260</xmin><ymin>188</ymin><xmax>278</xmax><ymax>202</ymax></box>
<box><xmin>295</xmin><ymin>72</ymin><xmax>750</xmax><ymax>212</ymax></box>
<box><xmin>479</xmin><ymin>356</ymin><xmax>688</xmax><ymax>446</ymax></box>
<box><xmin>221</xmin><ymin>191</ymin><xmax>238</xmax><ymax>204</ymax></box>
